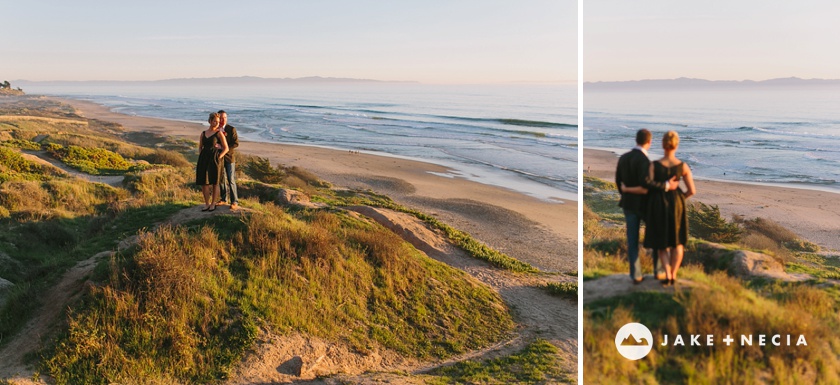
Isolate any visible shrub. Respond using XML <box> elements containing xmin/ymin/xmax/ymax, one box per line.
<box><xmin>783</xmin><ymin>239</ymin><xmax>820</xmax><ymax>253</ymax></box>
<box><xmin>687</xmin><ymin>202</ymin><xmax>742</xmax><ymax>243</ymax></box>
<box><xmin>138</xmin><ymin>148</ymin><xmax>191</xmax><ymax>168</ymax></box>
<box><xmin>1</xmin><ymin>138</ymin><xmax>41</xmax><ymax>150</ymax></box>
<box><xmin>738</xmin><ymin>217</ymin><xmax>819</xmax><ymax>253</ymax></box>
<box><xmin>45</xmin><ymin>143</ymin><xmax>132</xmax><ymax>175</ymax></box>
<box><xmin>287</xmin><ymin>165</ymin><xmax>331</xmax><ymax>188</ymax></box>
<box><xmin>242</xmin><ymin>157</ymin><xmax>331</xmax><ymax>189</ymax></box>
<box><xmin>243</xmin><ymin>156</ymin><xmax>284</xmax><ymax>184</ymax></box>
<box><xmin>123</xmin><ymin>168</ymin><xmax>192</xmax><ymax>201</ymax></box>
<box><xmin>545</xmin><ymin>282</ymin><xmax>578</xmax><ymax>301</ymax></box>
<box><xmin>740</xmin><ymin>217</ymin><xmax>798</xmax><ymax>243</ymax></box>
<box><xmin>0</xmin><ymin>147</ymin><xmax>56</xmax><ymax>180</ymax></box>
<box><xmin>740</xmin><ymin>232</ymin><xmax>791</xmax><ymax>262</ymax></box>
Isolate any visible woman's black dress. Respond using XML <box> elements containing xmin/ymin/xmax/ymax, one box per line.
<box><xmin>644</xmin><ymin>161</ymin><xmax>688</xmax><ymax>249</ymax></box>
<box><xmin>195</xmin><ymin>130</ymin><xmax>223</xmax><ymax>185</ymax></box>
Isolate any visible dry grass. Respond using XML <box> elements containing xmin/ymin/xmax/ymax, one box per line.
<box><xmin>735</xmin><ymin>217</ymin><xmax>821</xmax><ymax>258</ymax></box>
<box><xmin>739</xmin><ymin>217</ymin><xmax>799</xmax><ymax>243</ymax></box>
<box><xmin>0</xmin><ymin>179</ymin><xmax>125</xmax><ymax>220</ymax></box>
<box><xmin>123</xmin><ymin>167</ymin><xmax>195</xmax><ymax>202</ymax></box>
<box><xmin>45</xmin><ymin>225</ymin><xmax>252</xmax><ymax>384</ymax></box>
<box><xmin>241</xmin><ymin>156</ymin><xmax>331</xmax><ymax>194</ymax></box>
<box><xmin>583</xmin><ymin>176</ymin><xmax>840</xmax><ymax>384</ymax></box>
<box><xmin>585</xmin><ymin>272</ymin><xmax>840</xmax><ymax>384</ymax></box>
<box><xmin>43</xmin><ymin>205</ymin><xmax>514</xmax><ymax>383</ymax></box>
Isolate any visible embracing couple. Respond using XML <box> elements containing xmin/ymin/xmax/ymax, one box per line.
<box><xmin>195</xmin><ymin>110</ymin><xmax>240</xmax><ymax>211</ymax></box>
<box><xmin>615</xmin><ymin>129</ymin><xmax>696</xmax><ymax>286</ymax></box>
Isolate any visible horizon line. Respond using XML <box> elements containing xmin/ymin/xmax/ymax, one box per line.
<box><xmin>585</xmin><ymin>76</ymin><xmax>840</xmax><ymax>83</ymax></box>
<box><xmin>12</xmin><ymin>76</ymin><xmax>575</xmax><ymax>86</ymax></box>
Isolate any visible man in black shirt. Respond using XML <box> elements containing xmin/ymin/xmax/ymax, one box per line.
<box><xmin>217</xmin><ymin>110</ymin><xmax>239</xmax><ymax>209</ymax></box>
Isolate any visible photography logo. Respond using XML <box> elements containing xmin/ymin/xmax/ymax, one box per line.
<box><xmin>615</xmin><ymin>322</ymin><xmax>653</xmax><ymax>360</ymax></box>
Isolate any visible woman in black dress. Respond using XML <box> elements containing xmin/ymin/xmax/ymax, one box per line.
<box><xmin>196</xmin><ymin>112</ymin><xmax>229</xmax><ymax>211</ymax></box>
<box><xmin>622</xmin><ymin>131</ymin><xmax>696</xmax><ymax>285</ymax></box>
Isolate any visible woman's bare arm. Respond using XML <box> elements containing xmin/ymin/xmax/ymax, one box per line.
<box><xmin>683</xmin><ymin>164</ymin><xmax>696</xmax><ymax>199</ymax></box>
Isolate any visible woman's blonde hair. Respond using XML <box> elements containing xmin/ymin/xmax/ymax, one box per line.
<box><xmin>208</xmin><ymin>112</ymin><xmax>220</xmax><ymax>125</ymax></box>
<box><xmin>662</xmin><ymin>130</ymin><xmax>680</xmax><ymax>151</ymax></box>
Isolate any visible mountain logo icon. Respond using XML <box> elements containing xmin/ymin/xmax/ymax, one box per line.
<box><xmin>620</xmin><ymin>334</ymin><xmax>650</xmax><ymax>346</ymax></box>
<box><xmin>615</xmin><ymin>323</ymin><xmax>654</xmax><ymax>360</ymax></box>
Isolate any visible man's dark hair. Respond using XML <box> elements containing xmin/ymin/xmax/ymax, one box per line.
<box><xmin>217</xmin><ymin>110</ymin><xmax>226</xmax><ymax>115</ymax></box>
<box><xmin>636</xmin><ymin>129</ymin><xmax>652</xmax><ymax>145</ymax></box>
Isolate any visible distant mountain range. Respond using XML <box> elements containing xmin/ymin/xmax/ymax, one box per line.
<box><xmin>586</xmin><ymin>77</ymin><xmax>840</xmax><ymax>90</ymax></box>
<box><xmin>15</xmin><ymin>76</ymin><xmax>418</xmax><ymax>86</ymax></box>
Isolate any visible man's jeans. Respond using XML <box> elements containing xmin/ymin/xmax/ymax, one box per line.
<box><xmin>624</xmin><ymin>209</ymin><xmax>644</xmax><ymax>280</ymax></box>
<box><xmin>624</xmin><ymin>209</ymin><xmax>664</xmax><ymax>280</ymax></box>
<box><xmin>219</xmin><ymin>161</ymin><xmax>238</xmax><ymax>204</ymax></box>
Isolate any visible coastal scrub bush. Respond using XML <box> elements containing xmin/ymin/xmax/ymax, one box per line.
<box><xmin>738</xmin><ymin>217</ymin><xmax>820</xmax><ymax>254</ymax></box>
<box><xmin>783</xmin><ymin>239</ymin><xmax>820</xmax><ymax>253</ymax></box>
<box><xmin>739</xmin><ymin>232</ymin><xmax>791</xmax><ymax>261</ymax></box>
<box><xmin>545</xmin><ymin>281</ymin><xmax>578</xmax><ymax>301</ymax></box>
<box><xmin>740</xmin><ymin>217</ymin><xmax>797</xmax><ymax>243</ymax></box>
<box><xmin>0</xmin><ymin>147</ymin><xmax>57</xmax><ymax>180</ymax></box>
<box><xmin>242</xmin><ymin>156</ymin><xmax>284</xmax><ymax>184</ymax></box>
<box><xmin>583</xmin><ymin>175</ymin><xmax>622</xmax><ymax>222</ymax></box>
<box><xmin>138</xmin><ymin>148</ymin><xmax>192</xmax><ymax>168</ymax></box>
<box><xmin>242</xmin><ymin>157</ymin><xmax>331</xmax><ymax>189</ymax></box>
<box><xmin>687</xmin><ymin>202</ymin><xmax>742</xmax><ymax>243</ymax></box>
<box><xmin>123</xmin><ymin>167</ymin><xmax>192</xmax><ymax>201</ymax></box>
<box><xmin>0</xmin><ymin>138</ymin><xmax>41</xmax><ymax>150</ymax></box>
<box><xmin>287</xmin><ymin>165</ymin><xmax>331</xmax><ymax>188</ymax></box>
<box><xmin>45</xmin><ymin>143</ymin><xmax>132</xmax><ymax>175</ymax></box>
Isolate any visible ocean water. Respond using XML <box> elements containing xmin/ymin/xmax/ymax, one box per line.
<box><xmin>584</xmin><ymin>87</ymin><xmax>840</xmax><ymax>192</ymax></box>
<box><xmin>24</xmin><ymin>83</ymin><xmax>577</xmax><ymax>201</ymax></box>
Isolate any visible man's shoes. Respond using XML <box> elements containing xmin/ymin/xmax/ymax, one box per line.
<box><xmin>216</xmin><ymin>200</ymin><xmax>227</xmax><ymax>205</ymax></box>
<box><xmin>230</xmin><ymin>203</ymin><xmax>239</xmax><ymax>210</ymax></box>
<box><xmin>655</xmin><ymin>274</ymin><xmax>667</xmax><ymax>280</ymax></box>
<box><xmin>632</xmin><ymin>277</ymin><xmax>644</xmax><ymax>285</ymax></box>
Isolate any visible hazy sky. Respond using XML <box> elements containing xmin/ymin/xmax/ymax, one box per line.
<box><xmin>586</xmin><ymin>0</ymin><xmax>840</xmax><ymax>82</ymax></box>
<box><xmin>1</xmin><ymin>0</ymin><xmax>575</xmax><ymax>84</ymax></box>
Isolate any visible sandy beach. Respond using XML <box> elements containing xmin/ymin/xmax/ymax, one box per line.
<box><xmin>584</xmin><ymin>148</ymin><xmax>840</xmax><ymax>252</ymax></box>
<box><xmin>55</xmin><ymin>98</ymin><xmax>577</xmax><ymax>273</ymax></box>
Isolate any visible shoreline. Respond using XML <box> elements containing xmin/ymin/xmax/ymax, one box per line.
<box><xmin>52</xmin><ymin>96</ymin><xmax>577</xmax><ymax>273</ymax></box>
<box><xmin>585</xmin><ymin>146</ymin><xmax>840</xmax><ymax>195</ymax></box>
<box><xmin>59</xmin><ymin>96</ymin><xmax>577</xmax><ymax>203</ymax></box>
<box><xmin>584</xmin><ymin>148</ymin><xmax>840</xmax><ymax>252</ymax></box>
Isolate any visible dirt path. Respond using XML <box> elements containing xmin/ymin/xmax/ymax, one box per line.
<box><xmin>583</xmin><ymin>273</ymin><xmax>707</xmax><ymax>303</ymax></box>
<box><xmin>20</xmin><ymin>150</ymin><xmax>125</xmax><ymax>187</ymax></box>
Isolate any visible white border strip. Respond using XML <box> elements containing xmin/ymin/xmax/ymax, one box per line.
<box><xmin>577</xmin><ymin>0</ymin><xmax>584</xmax><ymax>382</ymax></box>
